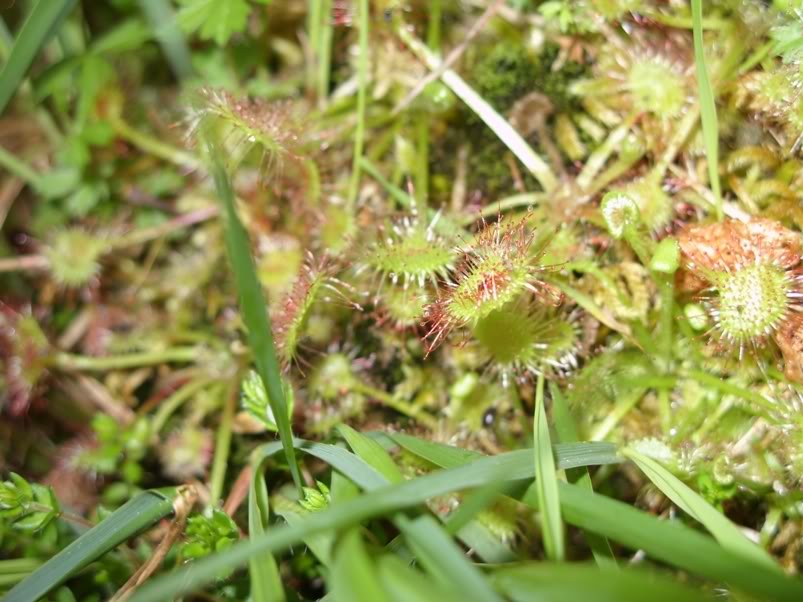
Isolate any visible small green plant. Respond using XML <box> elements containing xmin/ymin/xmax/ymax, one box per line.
<box><xmin>181</xmin><ymin>508</ymin><xmax>239</xmax><ymax>560</ymax></box>
<box><xmin>0</xmin><ymin>473</ymin><xmax>60</xmax><ymax>533</ymax></box>
<box><xmin>241</xmin><ymin>369</ymin><xmax>295</xmax><ymax>431</ymax></box>
<box><xmin>4</xmin><ymin>2</ymin><xmax>803</xmax><ymax>601</ymax></box>
<box><xmin>365</xmin><ymin>215</ymin><xmax>454</xmax><ymax>291</ymax></box>
<box><xmin>299</xmin><ymin>481</ymin><xmax>331</xmax><ymax>513</ymax></box>
<box><xmin>425</xmin><ymin>216</ymin><xmax>560</xmax><ymax>351</ymax></box>
<box><xmin>45</xmin><ymin>228</ymin><xmax>106</xmax><ymax>287</ymax></box>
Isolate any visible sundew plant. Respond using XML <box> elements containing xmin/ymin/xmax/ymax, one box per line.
<box><xmin>2</xmin><ymin>1</ymin><xmax>803</xmax><ymax>601</ymax></box>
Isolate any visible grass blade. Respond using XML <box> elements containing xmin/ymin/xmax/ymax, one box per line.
<box><xmin>623</xmin><ymin>447</ymin><xmax>777</xmax><ymax>570</ymax></box>
<box><xmin>533</xmin><ymin>374</ymin><xmax>564</xmax><ymax>561</ymax></box>
<box><xmin>129</xmin><ymin>438</ymin><xmax>619</xmax><ymax>601</ymax></box>
<box><xmin>337</xmin><ymin>423</ymin><xmax>405</xmax><ymax>484</ymax></box>
<box><xmin>330</xmin><ymin>529</ymin><xmax>393</xmax><ymax>602</ymax></box>
<box><xmin>334</xmin><ymin>429</ymin><xmax>516</xmax><ymax>564</ymax></box>
<box><xmin>691</xmin><ymin>0</ymin><xmax>723</xmax><ymax>220</ymax></box>
<box><xmin>0</xmin><ymin>0</ymin><xmax>78</xmax><ymax>115</ymax></box>
<box><xmin>132</xmin><ymin>437</ymin><xmax>802</xmax><ymax>602</ymax></box>
<box><xmin>391</xmin><ymin>432</ymin><xmax>620</xmax><ymax>471</ymax></box>
<box><xmin>550</xmin><ymin>383</ymin><xmax>616</xmax><ymax>567</ymax></box>
<box><xmin>137</xmin><ymin>0</ymin><xmax>194</xmax><ymax>80</ymax></box>
<box><xmin>345</xmin><ymin>0</ymin><xmax>369</xmax><ymax>211</ymax></box>
<box><xmin>5</xmin><ymin>489</ymin><xmax>176</xmax><ymax>602</ymax></box>
<box><xmin>551</xmin><ymin>483</ymin><xmax>800</xmax><ymax>602</ymax></box>
<box><xmin>395</xmin><ymin>514</ymin><xmax>504</xmax><ymax>602</ymax></box>
<box><xmin>493</xmin><ymin>563</ymin><xmax>710</xmax><ymax>602</ymax></box>
<box><xmin>249</xmin><ymin>456</ymin><xmax>285</xmax><ymax>602</ymax></box>
<box><xmin>211</xmin><ymin>159</ymin><xmax>303</xmax><ymax>493</ymax></box>
<box><xmin>378</xmin><ymin>555</ymin><xmax>465</xmax><ymax>602</ymax></box>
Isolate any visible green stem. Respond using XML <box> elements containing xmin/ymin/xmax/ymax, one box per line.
<box><xmin>427</xmin><ymin>0</ymin><xmax>442</xmax><ymax>51</ymax></box>
<box><xmin>657</xmin><ymin>275</ymin><xmax>674</xmax><ymax>374</ymax></box>
<box><xmin>52</xmin><ymin>346</ymin><xmax>199</xmax><ymax>372</ymax></box>
<box><xmin>691</xmin><ymin>0</ymin><xmax>722</xmax><ymax>220</ymax></box>
<box><xmin>307</xmin><ymin>0</ymin><xmax>323</xmax><ymax>96</ymax></box>
<box><xmin>591</xmin><ymin>389</ymin><xmax>647</xmax><ymax>441</ymax></box>
<box><xmin>587</xmin><ymin>148</ymin><xmax>646</xmax><ymax>197</ymax></box>
<box><xmin>26</xmin><ymin>502</ymin><xmax>93</xmax><ymax>529</ymax></box>
<box><xmin>346</xmin><ymin>0</ymin><xmax>369</xmax><ymax>212</ymax></box>
<box><xmin>317</xmin><ymin>0</ymin><xmax>334</xmax><ymax>105</ymax></box>
<box><xmin>360</xmin><ymin>157</ymin><xmax>415</xmax><ymax>209</ymax></box>
<box><xmin>0</xmin><ymin>558</ymin><xmax>42</xmax><ymax>575</ymax></box>
<box><xmin>685</xmin><ymin>370</ymin><xmax>793</xmax><ymax>422</ymax></box>
<box><xmin>415</xmin><ymin>116</ymin><xmax>429</xmax><ymax>207</ymax></box>
<box><xmin>651</xmin><ymin>105</ymin><xmax>701</xmax><ymax>179</ymax></box>
<box><xmin>576</xmin><ymin>112</ymin><xmax>638</xmax><ymax>192</ymax></box>
<box><xmin>736</xmin><ymin>40</ymin><xmax>773</xmax><ymax>76</ymax></box>
<box><xmin>0</xmin><ymin>145</ymin><xmax>43</xmax><ymax>189</ymax></box>
<box><xmin>470</xmin><ymin>192</ymin><xmax>546</xmax><ymax>223</ymax></box>
<box><xmin>109</xmin><ymin>115</ymin><xmax>201</xmax><ymax>171</ymax></box>
<box><xmin>151</xmin><ymin>378</ymin><xmax>215</xmax><ymax>435</ymax></box>
<box><xmin>138</xmin><ymin>0</ymin><xmax>194</xmax><ymax>80</ymax></box>
<box><xmin>208</xmin><ymin>380</ymin><xmax>237</xmax><ymax>506</ymax></box>
<box><xmin>350</xmin><ymin>380</ymin><xmax>438</xmax><ymax>430</ymax></box>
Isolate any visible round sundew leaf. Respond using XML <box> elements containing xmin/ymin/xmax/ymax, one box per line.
<box><xmin>627</xmin><ymin>57</ymin><xmax>687</xmax><ymax>119</ymax></box>
<box><xmin>712</xmin><ymin>263</ymin><xmax>792</xmax><ymax>343</ymax></box>
<box><xmin>471</xmin><ymin>303</ymin><xmax>579</xmax><ymax>383</ymax></box>
<box><xmin>368</xmin><ymin>222</ymin><xmax>454</xmax><ymax>288</ymax></box>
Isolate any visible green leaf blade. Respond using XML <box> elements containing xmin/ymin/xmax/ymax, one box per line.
<box><xmin>691</xmin><ymin>0</ymin><xmax>723</xmax><ymax>220</ymax></box>
<box><xmin>5</xmin><ymin>490</ymin><xmax>176</xmax><ymax>602</ymax></box>
<box><xmin>623</xmin><ymin>447</ymin><xmax>778</xmax><ymax>570</ymax></box>
<box><xmin>533</xmin><ymin>374</ymin><xmax>564</xmax><ymax>561</ymax></box>
<box><xmin>248</xmin><ymin>458</ymin><xmax>285</xmax><ymax>602</ymax></box>
<box><xmin>0</xmin><ymin>0</ymin><xmax>78</xmax><ymax>115</ymax></box>
<box><xmin>211</xmin><ymin>160</ymin><xmax>302</xmax><ymax>493</ymax></box>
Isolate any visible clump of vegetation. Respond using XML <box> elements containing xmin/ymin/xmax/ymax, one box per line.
<box><xmin>2</xmin><ymin>1</ymin><xmax>803</xmax><ymax>601</ymax></box>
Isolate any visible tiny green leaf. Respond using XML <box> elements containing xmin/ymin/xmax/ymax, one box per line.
<box><xmin>649</xmin><ymin>237</ymin><xmax>680</xmax><ymax>274</ymax></box>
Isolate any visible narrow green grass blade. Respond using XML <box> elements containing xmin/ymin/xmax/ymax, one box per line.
<box><xmin>492</xmin><ymin>563</ymin><xmax>710</xmax><ymax>602</ymax></box>
<box><xmin>5</xmin><ymin>489</ymin><xmax>176</xmax><ymax>602</ymax></box>
<box><xmin>551</xmin><ymin>483</ymin><xmax>802</xmax><ymax>602</ymax></box>
<box><xmin>345</xmin><ymin>0</ymin><xmax>369</xmax><ymax>210</ymax></box>
<box><xmin>623</xmin><ymin>447</ymin><xmax>777</xmax><ymax>570</ymax></box>
<box><xmin>391</xmin><ymin>433</ymin><xmax>483</xmax><ymax>467</ymax></box>
<box><xmin>337</xmin><ymin>424</ymin><xmax>405</xmax><ymax>484</ymax></box>
<box><xmin>131</xmin><ymin>439</ymin><xmax>621</xmax><ymax>601</ymax></box>
<box><xmin>533</xmin><ymin>374</ymin><xmax>564</xmax><ymax>561</ymax></box>
<box><xmin>249</xmin><ymin>456</ymin><xmax>285</xmax><ymax>602</ymax></box>
<box><xmin>0</xmin><ymin>0</ymin><xmax>78</xmax><ymax>115</ymax></box>
<box><xmin>330</xmin><ymin>431</ymin><xmax>515</xmax><ymax>564</ymax></box>
<box><xmin>378</xmin><ymin>555</ymin><xmax>465</xmax><ymax>602</ymax></box>
<box><xmin>395</xmin><ymin>515</ymin><xmax>503</xmax><ymax>602</ymax></box>
<box><xmin>443</xmin><ymin>481</ymin><xmax>514</xmax><ymax>537</ymax></box>
<box><xmin>391</xmin><ymin>432</ymin><xmax>620</xmax><ymax>471</ymax></box>
<box><xmin>138</xmin><ymin>0</ymin><xmax>194</xmax><ymax>80</ymax></box>
<box><xmin>550</xmin><ymin>383</ymin><xmax>616</xmax><ymax>567</ymax></box>
<box><xmin>274</xmin><ymin>508</ymin><xmax>334</xmax><ymax>565</ymax></box>
<box><xmin>691</xmin><ymin>0</ymin><xmax>723</xmax><ymax>220</ymax></box>
<box><xmin>133</xmin><ymin>438</ymin><xmax>803</xmax><ymax>602</ymax></box>
<box><xmin>329</xmin><ymin>529</ymin><xmax>393</xmax><ymax>602</ymax></box>
<box><xmin>211</xmin><ymin>159</ymin><xmax>302</xmax><ymax>493</ymax></box>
